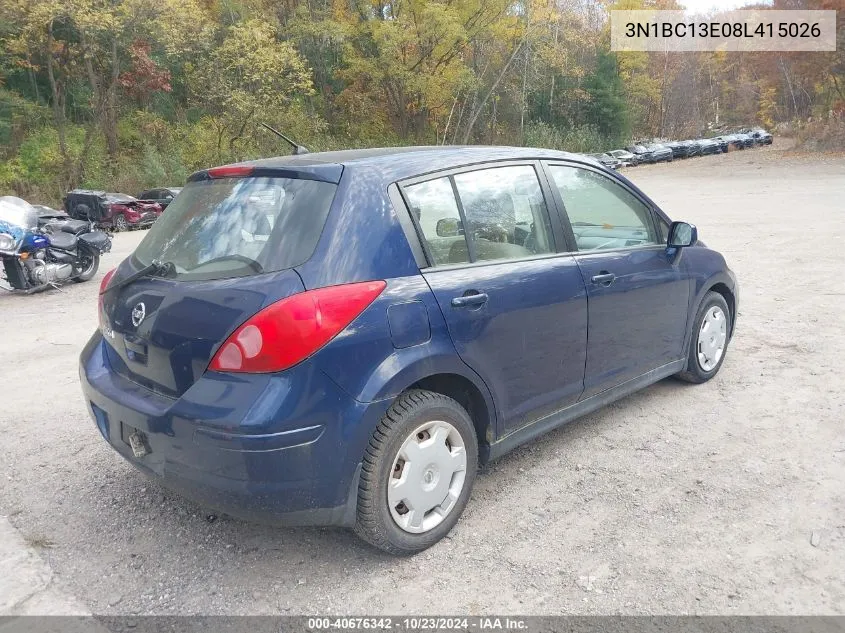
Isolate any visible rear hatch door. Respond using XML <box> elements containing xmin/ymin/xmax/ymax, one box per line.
<box><xmin>100</xmin><ymin>169</ymin><xmax>339</xmax><ymax>397</ymax></box>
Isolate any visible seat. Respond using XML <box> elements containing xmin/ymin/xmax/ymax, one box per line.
<box><xmin>448</xmin><ymin>238</ymin><xmax>531</xmax><ymax>263</ymax></box>
<box><xmin>47</xmin><ymin>231</ymin><xmax>78</xmax><ymax>250</ymax></box>
<box><xmin>60</xmin><ymin>220</ymin><xmax>92</xmax><ymax>235</ymax></box>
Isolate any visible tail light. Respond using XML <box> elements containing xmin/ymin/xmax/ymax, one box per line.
<box><xmin>208</xmin><ymin>165</ymin><xmax>254</xmax><ymax>179</ymax></box>
<box><xmin>98</xmin><ymin>268</ymin><xmax>116</xmax><ymax>329</ymax></box>
<box><xmin>209</xmin><ymin>280</ymin><xmax>387</xmax><ymax>373</ymax></box>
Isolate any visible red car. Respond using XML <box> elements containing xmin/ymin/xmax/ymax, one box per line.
<box><xmin>64</xmin><ymin>190</ymin><xmax>163</xmax><ymax>231</ymax></box>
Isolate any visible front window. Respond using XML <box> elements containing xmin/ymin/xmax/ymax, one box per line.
<box><xmin>548</xmin><ymin>165</ymin><xmax>659</xmax><ymax>251</ymax></box>
<box><xmin>133</xmin><ymin>176</ymin><xmax>337</xmax><ymax>280</ymax></box>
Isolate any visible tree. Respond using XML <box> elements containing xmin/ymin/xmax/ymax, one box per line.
<box><xmin>583</xmin><ymin>49</ymin><xmax>629</xmax><ymax>143</ymax></box>
<box><xmin>188</xmin><ymin>19</ymin><xmax>316</xmax><ymax>162</ymax></box>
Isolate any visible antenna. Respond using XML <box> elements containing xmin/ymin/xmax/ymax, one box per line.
<box><xmin>259</xmin><ymin>122</ymin><xmax>310</xmax><ymax>155</ymax></box>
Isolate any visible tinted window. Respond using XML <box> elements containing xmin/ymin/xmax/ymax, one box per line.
<box><xmin>549</xmin><ymin>165</ymin><xmax>658</xmax><ymax>251</ymax></box>
<box><xmin>452</xmin><ymin>165</ymin><xmax>553</xmax><ymax>262</ymax></box>
<box><xmin>404</xmin><ymin>177</ymin><xmax>468</xmax><ymax>266</ymax></box>
<box><xmin>133</xmin><ymin>176</ymin><xmax>337</xmax><ymax>280</ymax></box>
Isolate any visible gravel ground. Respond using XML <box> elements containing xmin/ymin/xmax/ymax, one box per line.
<box><xmin>1</xmin><ymin>140</ymin><xmax>844</xmax><ymax>615</ymax></box>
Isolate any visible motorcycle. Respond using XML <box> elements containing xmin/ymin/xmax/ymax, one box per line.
<box><xmin>0</xmin><ymin>196</ymin><xmax>112</xmax><ymax>294</ymax></box>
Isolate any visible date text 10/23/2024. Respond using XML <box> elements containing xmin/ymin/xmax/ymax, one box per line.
<box><xmin>306</xmin><ymin>617</ymin><xmax>529</xmax><ymax>630</ymax></box>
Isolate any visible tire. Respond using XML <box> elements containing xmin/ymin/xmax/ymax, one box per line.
<box><xmin>73</xmin><ymin>252</ymin><xmax>99</xmax><ymax>283</ymax></box>
<box><xmin>355</xmin><ymin>389</ymin><xmax>478</xmax><ymax>555</ymax></box>
<box><xmin>113</xmin><ymin>214</ymin><xmax>127</xmax><ymax>232</ymax></box>
<box><xmin>676</xmin><ymin>291</ymin><xmax>731</xmax><ymax>384</ymax></box>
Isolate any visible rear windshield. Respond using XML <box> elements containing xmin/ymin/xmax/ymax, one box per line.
<box><xmin>133</xmin><ymin>176</ymin><xmax>337</xmax><ymax>280</ymax></box>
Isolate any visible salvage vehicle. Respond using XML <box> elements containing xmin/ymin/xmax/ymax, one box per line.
<box><xmin>137</xmin><ymin>187</ymin><xmax>182</xmax><ymax>210</ymax></box>
<box><xmin>733</xmin><ymin>132</ymin><xmax>754</xmax><ymax>148</ymax></box>
<box><xmin>682</xmin><ymin>140</ymin><xmax>703</xmax><ymax>157</ymax></box>
<box><xmin>81</xmin><ymin>146</ymin><xmax>739</xmax><ymax>555</ymax></box>
<box><xmin>0</xmin><ymin>196</ymin><xmax>111</xmax><ymax>293</ymax></box>
<box><xmin>711</xmin><ymin>137</ymin><xmax>729</xmax><ymax>153</ymax></box>
<box><xmin>64</xmin><ymin>190</ymin><xmax>162</xmax><ymax>231</ymax></box>
<box><xmin>697</xmin><ymin>138</ymin><xmax>723</xmax><ymax>156</ymax></box>
<box><xmin>666</xmin><ymin>141</ymin><xmax>690</xmax><ymax>159</ymax></box>
<box><xmin>646</xmin><ymin>143</ymin><xmax>674</xmax><ymax>162</ymax></box>
<box><xmin>587</xmin><ymin>153</ymin><xmax>622</xmax><ymax>170</ymax></box>
<box><xmin>607</xmin><ymin>149</ymin><xmax>639</xmax><ymax>166</ymax></box>
<box><xmin>714</xmin><ymin>134</ymin><xmax>740</xmax><ymax>151</ymax></box>
<box><xmin>749</xmin><ymin>128</ymin><xmax>773</xmax><ymax>145</ymax></box>
<box><xmin>626</xmin><ymin>144</ymin><xmax>657</xmax><ymax>164</ymax></box>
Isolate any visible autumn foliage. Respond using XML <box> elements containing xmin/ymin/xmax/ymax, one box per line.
<box><xmin>0</xmin><ymin>0</ymin><xmax>842</xmax><ymax>204</ymax></box>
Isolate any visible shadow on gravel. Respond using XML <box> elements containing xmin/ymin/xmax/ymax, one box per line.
<box><xmin>70</xmin><ymin>376</ymin><xmax>691</xmax><ymax>566</ymax></box>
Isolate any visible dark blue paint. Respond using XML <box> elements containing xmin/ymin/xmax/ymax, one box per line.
<box><xmin>423</xmin><ymin>256</ymin><xmax>588</xmax><ymax>436</ymax></box>
<box><xmin>80</xmin><ymin>146</ymin><xmax>738</xmax><ymax>526</ymax></box>
<box><xmin>387</xmin><ymin>301</ymin><xmax>431</xmax><ymax>349</ymax></box>
<box><xmin>573</xmin><ymin>247</ymin><xmax>690</xmax><ymax>396</ymax></box>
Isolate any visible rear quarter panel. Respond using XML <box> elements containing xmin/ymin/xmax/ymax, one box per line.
<box><xmin>295</xmin><ymin>165</ymin><xmax>420</xmax><ymax>288</ymax></box>
<box><xmin>298</xmin><ymin>165</ymin><xmax>499</xmax><ymax>437</ymax></box>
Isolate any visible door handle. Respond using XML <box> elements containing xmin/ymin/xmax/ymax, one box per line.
<box><xmin>591</xmin><ymin>272</ymin><xmax>616</xmax><ymax>286</ymax></box>
<box><xmin>451</xmin><ymin>292</ymin><xmax>489</xmax><ymax>308</ymax></box>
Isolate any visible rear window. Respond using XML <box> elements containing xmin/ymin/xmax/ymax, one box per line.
<box><xmin>133</xmin><ymin>176</ymin><xmax>337</xmax><ymax>280</ymax></box>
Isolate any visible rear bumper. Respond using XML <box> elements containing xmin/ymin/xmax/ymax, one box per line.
<box><xmin>79</xmin><ymin>332</ymin><xmax>390</xmax><ymax>526</ymax></box>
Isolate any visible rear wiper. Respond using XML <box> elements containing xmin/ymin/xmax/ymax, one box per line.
<box><xmin>101</xmin><ymin>260</ymin><xmax>175</xmax><ymax>296</ymax></box>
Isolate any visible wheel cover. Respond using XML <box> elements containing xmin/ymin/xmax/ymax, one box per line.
<box><xmin>697</xmin><ymin>305</ymin><xmax>727</xmax><ymax>371</ymax></box>
<box><xmin>388</xmin><ymin>420</ymin><xmax>467</xmax><ymax>534</ymax></box>
<box><xmin>115</xmin><ymin>216</ymin><xmax>127</xmax><ymax>229</ymax></box>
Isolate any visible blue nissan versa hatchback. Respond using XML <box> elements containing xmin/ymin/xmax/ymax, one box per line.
<box><xmin>80</xmin><ymin>146</ymin><xmax>738</xmax><ymax>554</ymax></box>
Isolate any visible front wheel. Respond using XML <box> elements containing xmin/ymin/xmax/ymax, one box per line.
<box><xmin>113</xmin><ymin>213</ymin><xmax>127</xmax><ymax>232</ymax></box>
<box><xmin>676</xmin><ymin>291</ymin><xmax>731</xmax><ymax>383</ymax></box>
<box><xmin>73</xmin><ymin>252</ymin><xmax>99</xmax><ymax>282</ymax></box>
<box><xmin>355</xmin><ymin>390</ymin><xmax>478</xmax><ymax>555</ymax></box>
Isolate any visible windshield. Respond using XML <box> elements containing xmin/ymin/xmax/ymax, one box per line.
<box><xmin>133</xmin><ymin>176</ymin><xmax>337</xmax><ymax>281</ymax></box>
<box><xmin>0</xmin><ymin>197</ymin><xmax>38</xmax><ymax>230</ymax></box>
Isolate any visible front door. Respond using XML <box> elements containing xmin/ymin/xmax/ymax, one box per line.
<box><xmin>402</xmin><ymin>164</ymin><xmax>588</xmax><ymax>435</ymax></box>
<box><xmin>545</xmin><ymin>163</ymin><xmax>691</xmax><ymax>398</ymax></box>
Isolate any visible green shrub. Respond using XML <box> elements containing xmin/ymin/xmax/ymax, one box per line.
<box><xmin>524</xmin><ymin>121</ymin><xmax>617</xmax><ymax>154</ymax></box>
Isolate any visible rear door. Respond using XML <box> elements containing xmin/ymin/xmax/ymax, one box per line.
<box><xmin>544</xmin><ymin>162</ymin><xmax>690</xmax><ymax>398</ymax></box>
<box><xmin>401</xmin><ymin>162</ymin><xmax>588</xmax><ymax>436</ymax></box>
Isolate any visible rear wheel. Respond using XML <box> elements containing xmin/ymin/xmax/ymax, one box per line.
<box><xmin>73</xmin><ymin>252</ymin><xmax>99</xmax><ymax>282</ymax></box>
<box><xmin>676</xmin><ymin>291</ymin><xmax>731</xmax><ymax>383</ymax></box>
<box><xmin>113</xmin><ymin>213</ymin><xmax>127</xmax><ymax>232</ymax></box>
<box><xmin>355</xmin><ymin>389</ymin><xmax>478</xmax><ymax>555</ymax></box>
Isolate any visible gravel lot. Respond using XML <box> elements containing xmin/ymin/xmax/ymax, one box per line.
<box><xmin>1</xmin><ymin>141</ymin><xmax>844</xmax><ymax>615</ymax></box>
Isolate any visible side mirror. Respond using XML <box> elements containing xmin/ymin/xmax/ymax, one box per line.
<box><xmin>668</xmin><ymin>221</ymin><xmax>697</xmax><ymax>248</ymax></box>
<box><xmin>436</xmin><ymin>217</ymin><xmax>463</xmax><ymax>237</ymax></box>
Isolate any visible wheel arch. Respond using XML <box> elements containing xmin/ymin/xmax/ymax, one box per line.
<box><xmin>708</xmin><ymin>282</ymin><xmax>736</xmax><ymax>337</ymax></box>
<box><xmin>407</xmin><ymin>372</ymin><xmax>495</xmax><ymax>464</ymax></box>
<box><xmin>681</xmin><ymin>272</ymin><xmax>738</xmax><ymax>371</ymax></box>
